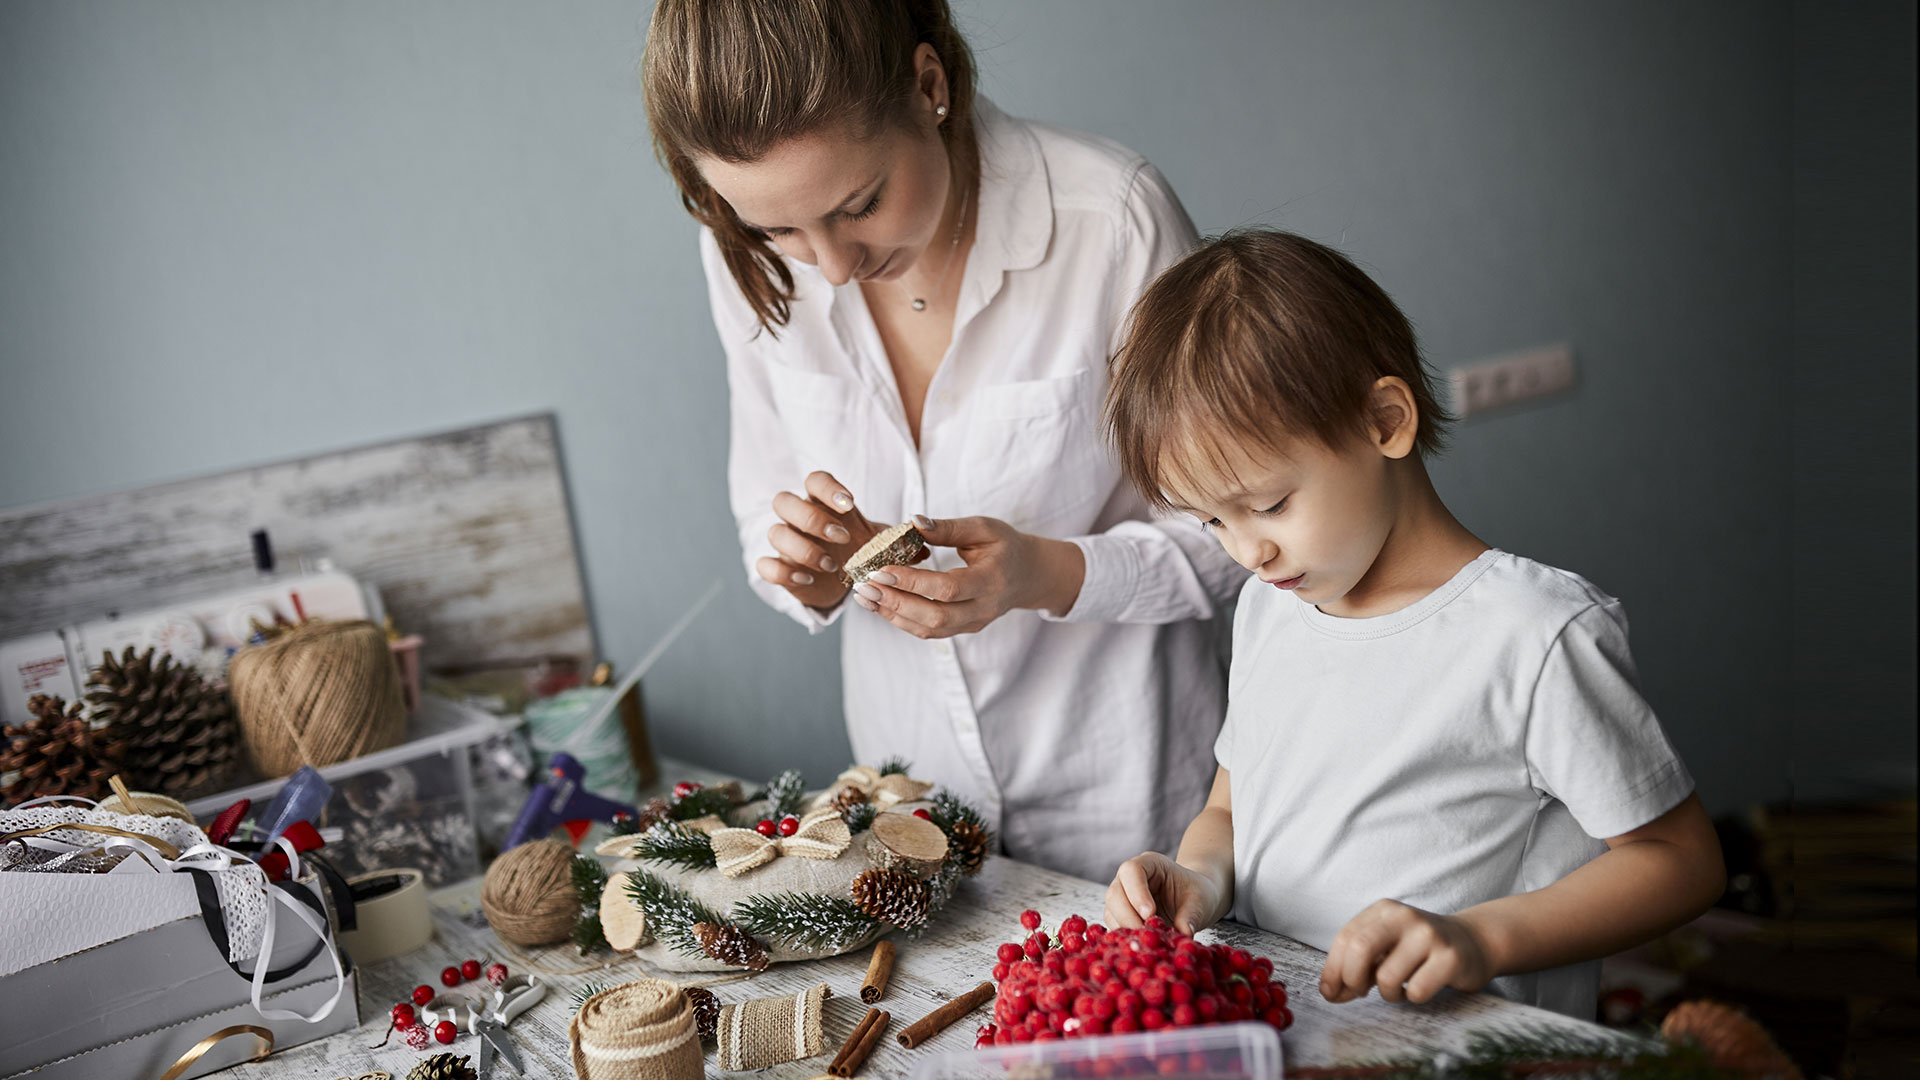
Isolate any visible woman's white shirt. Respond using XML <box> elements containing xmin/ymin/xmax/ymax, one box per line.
<box><xmin>705</xmin><ymin>99</ymin><xmax>1246</xmax><ymax>881</ymax></box>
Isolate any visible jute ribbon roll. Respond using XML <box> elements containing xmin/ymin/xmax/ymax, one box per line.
<box><xmin>481</xmin><ymin>838</ymin><xmax>581</xmax><ymax>946</ymax></box>
<box><xmin>570</xmin><ymin>979</ymin><xmax>703</xmax><ymax>1080</ymax></box>
<box><xmin>715</xmin><ymin>982</ymin><xmax>831</xmax><ymax>1070</ymax></box>
<box><xmin>228</xmin><ymin>619</ymin><xmax>407</xmax><ymax>777</ymax></box>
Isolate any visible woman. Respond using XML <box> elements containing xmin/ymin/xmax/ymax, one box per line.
<box><xmin>642</xmin><ymin>0</ymin><xmax>1244</xmax><ymax>881</ymax></box>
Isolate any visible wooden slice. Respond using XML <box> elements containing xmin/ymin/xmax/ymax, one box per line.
<box><xmin>600</xmin><ymin>871</ymin><xmax>650</xmax><ymax>951</ymax></box>
<box><xmin>864</xmin><ymin>811</ymin><xmax>949</xmax><ymax>879</ymax></box>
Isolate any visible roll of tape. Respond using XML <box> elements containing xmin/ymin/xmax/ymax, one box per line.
<box><xmin>336</xmin><ymin>868</ymin><xmax>432</xmax><ymax>965</ymax></box>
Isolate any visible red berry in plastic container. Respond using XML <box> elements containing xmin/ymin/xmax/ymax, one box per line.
<box><xmin>404</xmin><ymin>1024</ymin><xmax>430</xmax><ymax>1050</ymax></box>
<box><xmin>1172</xmin><ymin>1003</ymin><xmax>1198</xmax><ymax>1027</ymax></box>
<box><xmin>1023</xmin><ymin>931</ymin><xmax>1049</xmax><ymax>959</ymax></box>
<box><xmin>997</xmin><ymin>942</ymin><xmax>1023</xmax><ymax>965</ymax></box>
<box><xmin>754</xmin><ymin>819</ymin><xmax>777</xmax><ymax>837</ymax></box>
<box><xmin>1085</xmin><ymin>922</ymin><xmax>1107</xmax><ymax>942</ymax></box>
<box><xmin>992</xmin><ymin>962</ymin><xmax>1011</xmax><ymax>982</ymax></box>
<box><xmin>1144</xmin><ymin>915</ymin><xmax>1170</xmax><ymax>932</ymax></box>
<box><xmin>460</xmin><ymin>959</ymin><xmax>482</xmax><ymax>981</ymax></box>
<box><xmin>411</xmin><ymin>984</ymin><xmax>435</xmax><ymax>1006</ymax></box>
<box><xmin>486</xmin><ymin>963</ymin><xmax>509</xmax><ymax>986</ymax></box>
<box><xmin>1020</xmin><ymin>909</ymin><xmax>1042</xmax><ymax>931</ymax></box>
<box><xmin>777</xmin><ymin>815</ymin><xmax>800</xmax><ymax>837</ymax></box>
<box><xmin>434</xmin><ymin>1020</ymin><xmax>457</xmax><ymax>1044</ymax></box>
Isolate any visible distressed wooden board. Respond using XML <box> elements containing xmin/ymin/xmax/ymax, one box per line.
<box><xmin>243</xmin><ymin>759</ymin><xmax>1619</xmax><ymax>1079</ymax></box>
<box><xmin>0</xmin><ymin>413</ymin><xmax>594</xmax><ymax>675</ymax></box>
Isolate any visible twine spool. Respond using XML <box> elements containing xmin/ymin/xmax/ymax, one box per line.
<box><xmin>96</xmin><ymin>790</ymin><xmax>194</xmax><ymax>823</ymax></box>
<box><xmin>481</xmin><ymin>839</ymin><xmax>580</xmax><ymax>947</ymax></box>
<box><xmin>570</xmin><ymin>979</ymin><xmax>703</xmax><ymax>1080</ymax></box>
<box><xmin>228</xmin><ymin>619</ymin><xmax>407</xmax><ymax>777</ymax></box>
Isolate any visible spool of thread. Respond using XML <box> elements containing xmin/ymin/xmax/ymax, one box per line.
<box><xmin>336</xmin><ymin>868</ymin><xmax>433</xmax><ymax>964</ymax></box>
<box><xmin>570</xmin><ymin>979</ymin><xmax>703</xmax><ymax>1080</ymax></box>
<box><xmin>97</xmin><ymin>778</ymin><xmax>195</xmax><ymax>823</ymax></box>
<box><xmin>228</xmin><ymin>619</ymin><xmax>407</xmax><ymax>778</ymax></box>
<box><xmin>481</xmin><ymin>839</ymin><xmax>580</xmax><ymax>946</ymax></box>
<box><xmin>525</xmin><ymin>687</ymin><xmax>639</xmax><ymax>804</ymax></box>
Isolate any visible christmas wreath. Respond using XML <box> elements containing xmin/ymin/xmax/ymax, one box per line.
<box><xmin>590</xmin><ymin>761</ymin><xmax>990</xmax><ymax>971</ymax></box>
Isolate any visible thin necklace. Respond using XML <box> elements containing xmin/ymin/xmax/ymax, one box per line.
<box><xmin>900</xmin><ymin>182</ymin><xmax>971</xmax><ymax>312</ymax></box>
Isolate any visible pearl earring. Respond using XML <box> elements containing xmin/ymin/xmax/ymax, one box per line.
<box><xmin>935</xmin><ymin>104</ymin><xmax>949</xmax><ymax>118</ymax></box>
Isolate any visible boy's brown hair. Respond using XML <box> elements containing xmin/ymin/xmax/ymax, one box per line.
<box><xmin>1105</xmin><ymin>228</ymin><xmax>1451</xmax><ymax>510</ymax></box>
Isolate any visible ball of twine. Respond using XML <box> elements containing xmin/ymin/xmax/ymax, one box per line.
<box><xmin>228</xmin><ymin>619</ymin><xmax>407</xmax><ymax>778</ymax></box>
<box><xmin>482</xmin><ymin>838</ymin><xmax>581</xmax><ymax>947</ymax></box>
<box><xmin>570</xmin><ymin>978</ymin><xmax>702</xmax><ymax>1080</ymax></box>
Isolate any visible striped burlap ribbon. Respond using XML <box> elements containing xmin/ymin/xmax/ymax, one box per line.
<box><xmin>570</xmin><ymin>979</ymin><xmax>703</xmax><ymax>1080</ymax></box>
<box><xmin>709</xmin><ymin>809</ymin><xmax>852</xmax><ymax>877</ymax></box>
<box><xmin>715</xmin><ymin>982</ymin><xmax>831</xmax><ymax>1071</ymax></box>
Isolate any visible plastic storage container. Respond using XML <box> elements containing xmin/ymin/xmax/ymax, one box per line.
<box><xmin>908</xmin><ymin>1021</ymin><xmax>1282</xmax><ymax>1080</ymax></box>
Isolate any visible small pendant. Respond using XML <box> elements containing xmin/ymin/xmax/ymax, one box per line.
<box><xmin>911</xmin><ymin>298</ymin><xmax>927</xmax><ymax>312</ymax></box>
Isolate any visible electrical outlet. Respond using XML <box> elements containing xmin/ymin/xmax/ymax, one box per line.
<box><xmin>1448</xmin><ymin>343</ymin><xmax>1575</xmax><ymax>418</ymax></box>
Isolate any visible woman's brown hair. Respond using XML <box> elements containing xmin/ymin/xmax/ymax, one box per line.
<box><xmin>1106</xmin><ymin>228</ymin><xmax>1453</xmax><ymax>510</ymax></box>
<box><xmin>643</xmin><ymin>0</ymin><xmax>978</xmax><ymax>335</ymax></box>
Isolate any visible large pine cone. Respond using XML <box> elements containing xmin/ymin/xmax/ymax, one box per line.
<box><xmin>948</xmin><ymin>819</ymin><xmax>990</xmax><ymax>876</ymax></box>
<box><xmin>407</xmin><ymin>1053</ymin><xmax>477</xmax><ymax>1080</ymax></box>
<box><xmin>850</xmin><ymin>867</ymin><xmax>931</xmax><ymax>928</ymax></box>
<box><xmin>694</xmin><ymin>921</ymin><xmax>769</xmax><ymax>971</ymax></box>
<box><xmin>86</xmin><ymin>646</ymin><xmax>242</xmax><ymax>800</ymax></box>
<box><xmin>0</xmin><ymin>694</ymin><xmax>121</xmax><ymax>805</ymax></box>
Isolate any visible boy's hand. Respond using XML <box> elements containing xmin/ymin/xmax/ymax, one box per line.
<box><xmin>1320</xmin><ymin>899</ymin><xmax>1495</xmax><ymax>1004</ymax></box>
<box><xmin>1104</xmin><ymin>853</ymin><xmax>1224</xmax><ymax>936</ymax></box>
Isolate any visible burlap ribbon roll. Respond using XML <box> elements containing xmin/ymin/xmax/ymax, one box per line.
<box><xmin>570</xmin><ymin>979</ymin><xmax>703</xmax><ymax>1080</ymax></box>
<box><xmin>715</xmin><ymin>982</ymin><xmax>831</xmax><ymax>1071</ymax></box>
<box><xmin>481</xmin><ymin>838</ymin><xmax>580</xmax><ymax>946</ymax></box>
<box><xmin>228</xmin><ymin>619</ymin><xmax>406</xmax><ymax>777</ymax></box>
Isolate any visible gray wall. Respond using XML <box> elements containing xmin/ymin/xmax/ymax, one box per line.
<box><xmin>0</xmin><ymin>3</ymin><xmax>1906</xmax><ymax>811</ymax></box>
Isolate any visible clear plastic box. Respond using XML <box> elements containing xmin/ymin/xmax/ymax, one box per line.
<box><xmin>908</xmin><ymin>1021</ymin><xmax>1282</xmax><ymax>1080</ymax></box>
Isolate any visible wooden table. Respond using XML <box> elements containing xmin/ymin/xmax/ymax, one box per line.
<box><xmin>235</xmin><ymin>854</ymin><xmax>1614</xmax><ymax>1079</ymax></box>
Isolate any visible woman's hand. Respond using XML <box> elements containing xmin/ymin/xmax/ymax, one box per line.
<box><xmin>756</xmin><ymin>471</ymin><xmax>881</xmax><ymax>612</ymax></box>
<box><xmin>848</xmin><ymin>515</ymin><xmax>1086</xmax><ymax>638</ymax></box>
<box><xmin>1319</xmin><ymin>900</ymin><xmax>1495</xmax><ymax>1004</ymax></box>
<box><xmin>1103</xmin><ymin>852</ymin><xmax>1226</xmax><ymax>936</ymax></box>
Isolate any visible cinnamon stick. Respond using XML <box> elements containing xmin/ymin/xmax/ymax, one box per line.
<box><xmin>829</xmin><ymin>1008</ymin><xmax>882</xmax><ymax>1075</ymax></box>
<box><xmin>896</xmin><ymin>981</ymin><xmax>994</xmax><ymax>1049</ymax></box>
<box><xmin>830</xmin><ymin>1009</ymin><xmax>889</xmax><ymax>1076</ymax></box>
<box><xmin>860</xmin><ymin>940</ymin><xmax>896</xmax><ymax>1004</ymax></box>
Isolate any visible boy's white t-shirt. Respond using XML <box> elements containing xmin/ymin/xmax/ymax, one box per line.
<box><xmin>1216</xmin><ymin>549</ymin><xmax>1694</xmax><ymax>1019</ymax></box>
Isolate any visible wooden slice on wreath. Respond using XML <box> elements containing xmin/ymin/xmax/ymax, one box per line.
<box><xmin>864</xmin><ymin>811</ymin><xmax>949</xmax><ymax>879</ymax></box>
<box><xmin>600</xmin><ymin>871</ymin><xmax>650</xmax><ymax>951</ymax></box>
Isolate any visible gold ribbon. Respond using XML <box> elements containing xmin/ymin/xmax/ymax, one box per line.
<box><xmin>710</xmin><ymin>809</ymin><xmax>851</xmax><ymax>877</ymax></box>
<box><xmin>156</xmin><ymin>1024</ymin><xmax>273</xmax><ymax>1080</ymax></box>
<box><xmin>831</xmin><ymin>765</ymin><xmax>933</xmax><ymax>810</ymax></box>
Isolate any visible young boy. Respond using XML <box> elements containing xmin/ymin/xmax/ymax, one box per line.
<box><xmin>1099</xmin><ymin>229</ymin><xmax>1723</xmax><ymax>1019</ymax></box>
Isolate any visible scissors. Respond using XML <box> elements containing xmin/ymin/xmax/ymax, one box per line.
<box><xmin>424</xmin><ymin>974</ymin><xmax>548</xmax><ymax>1077</ymax></box>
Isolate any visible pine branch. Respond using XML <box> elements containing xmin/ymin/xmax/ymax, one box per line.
<box><xmin>629</xmin><ymin>821</ymin><xmax>718</xmax><ymax>870</ymax></box>
<box><xmin>670</xmin><ymin>786</ymin><xmax>739</xmax><ymax>822</ymax></box>
<box><xmin>906</xmin><ymin>861</ymin><xmax>965</xmax><ymax>940</ymax></box>
<box><xmin>609</xmin><ymin>813</ymin><xmax>641</xmax><ymax>837</ymax></box>
<box><xmin>572</xmin><ymin>982</ymin><xmax>610</xmax><ymax>1010</ymax></box>
<box><xmin>842</xmin><ymin>801</ymin><xmax>877</xmax><ymax>834</ymax></box>
<box><xmin>877</xmin><ymin>757</ymin><xmax>911</xmax><ymax>776</ymax></box>
<box><xmin>571</xmin><ymin>911</ymin><xmax>609</xmax><ymax>954</ymax></box>
<box><xmin>763</xmin><ymin>769</ymin><xmax>806</xmax><ymax>819</ymax></box>
<box><xmin>927</xmin><ymin>789</ymin><xmax>984</xmax><ymax>832</ymax></box>
<box><xmin>571</xmin><ymin>854</ymin><xmax>610</xmax><ymax>906</ymax></box>
<box><xmin>624</xmin><ymin>867</ymin><xmax>727</xmax><ymax>958</ymax></box>
<box><xmin>733</xmin><ymin>891</ymin><xmax>881</xmax><ymax>953</ymax></box>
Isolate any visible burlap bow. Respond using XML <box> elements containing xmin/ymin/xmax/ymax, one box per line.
<box><xmin>710</xmin><ymin>809</ymin><xmax>852</xmax><ymax>878</ymax></box>
<box><xmin>831</xmin><ymin>765</ymin><xmax>934</xmax><ymax>809</ymax></box>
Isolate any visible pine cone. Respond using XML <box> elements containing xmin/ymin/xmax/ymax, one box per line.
<box><xmin>86</xmin><ymin>646</ymin><xmax>242</xmax><ymax>800</ymax></box>
<box><xmin>0</xmin><ymin>694</ymin><xmax>121</xmax><ymax>806</ymax></box>
<box><xmin>407</xmin><ymin>1053</ymin><xmax>477</xmax><ymax>1080</ymax></box>
<box><xmin>1661</xmin><ymin>1000</ymin><xmax>1801</xmax><ymax>1079</ymax></box>
<box><xmin>684</xmin><ymin>986</ymin><xmax>721</xmax><ymax>1041</ymax></box>
<box><xmin>851</xmin><ymin>867</ymin><xmax>931</xmax><ymax>928</ymax></box>
<box><xmin>635</xmin><ymin>796</ymin><xmax>674</xmax><ymax>831</ymax></box>
<box><xmin>830</xmin><ymin>784</ymin><xmax>868</xmax><ymax>816</ymax></box>
<box><xmin>694</xmin><ymin>921</ymin><xmax>769</xmax><ymax>971</ymax></box>
<box><xmin>948</xmin><ymin>819</ymin><xmax>990</xmax><ymax>876</ymax></box>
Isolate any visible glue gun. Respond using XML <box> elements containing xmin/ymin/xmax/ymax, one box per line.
<box><xmin>504</xmin><ymin>752</ymin><xmax>640</xmax><ymax>851</ymax></box>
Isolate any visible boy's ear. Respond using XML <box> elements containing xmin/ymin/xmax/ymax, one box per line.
<box><xmin>1368</xmin><ymin>377</ymin><xmax>1420</xmax><ymax>460</ymax></box>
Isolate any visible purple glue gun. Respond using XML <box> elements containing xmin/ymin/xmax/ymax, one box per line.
<box><xmin>503</xmin><ymin>752</ymin><xmax>640</xmax><ymax>851</ymax></box>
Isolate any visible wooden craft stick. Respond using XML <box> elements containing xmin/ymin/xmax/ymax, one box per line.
<box><xmin>896</xmin><ymin>982</ymin><xmax>993</xmax><ymax>1049</ymax></box>
<box><xmin>830</xmin><ymin>1010</ymin><xmax>889</xmax><ymax>1077</ymax></box>
<box><xmin>829</xmin><ymin>1008</ymin><xmax>882</xmax><ymax>1075</ymax></box>
<box><xmin>861</xmin><ymin>940</ymin><xmax>896</xmax><ymax>1004</ymax></box>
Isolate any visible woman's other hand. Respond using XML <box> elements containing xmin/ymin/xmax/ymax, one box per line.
<box><xmin>848</xmin><ymin>514</ymin><xmax>1086</xmax><ymax>638</ymax></box>
<box><xmin>757</xmin><ymin>470</ymin><xmax>880</xmax><ymax>611</ymax></box>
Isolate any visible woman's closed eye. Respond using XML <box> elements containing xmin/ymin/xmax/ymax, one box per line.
<box><xmin>841</xmin><ymin>192</ymin><xmax>882</xmax><ymax>222</ymax></box>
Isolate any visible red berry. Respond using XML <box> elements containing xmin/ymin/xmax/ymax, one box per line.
<box><xmin>486</xmin><ymin>963</ymin><xmax>509</xmax><ymax>986</ymax></box>
<box><xmin>1065</xmin><ymin>956</ymin><xmax>1090</xmax><ymax>980</ymax></box>
<box><xmin>1196</xmin><ymin>995</ymin><xmax>1220</xmax><ymax>1021</ymax></box>
<box><xmin>391</xmin><ymin>1003</ymin><xmax>416</xmax><ymax>1026</ymax></box>
<box><xmin>1086</xmin><ymin>923</ymin><xmax>1107</xmax><ymax>941</ymax></box>
<box><xmin>777</xmin><ymin>815</ymin><xmax>800</xmax><ymax>837</ymax></box>
<box><xmin>1060</xmin><ymin>931</ymin><xmax>1086</xmax><ymax>954</ymax></box>
<box><xmin>1145</xmin><ymin>915</ymin><xmax>1170</xmax><ymax>932</ymax></box>
<box><xmin>1141</xmin><ymin>979</ymin><xmax>1168</xmax><ymax>1007</ymax></box>
<box><xmin>992</xmin><ymin>962</ymin><xmax>1011</xmax><ymax>982</ymax></box>
<box><xmin>1117</xmin><ymin>990</ymin><xmax>1143</xmax><ymax>1018</ymax></box>
<box><xmin>1020</xmin><ymin>909</ymin><xmax>1042</xmax><ymax>931</ymax></box>
<box><xmin>434</xmin><ymin>1020</ymin><xmax>457</xmax><ymax>1044</ymax></box>
<box><xmin>1110</xmin><ymin>1015</ymin><xmax>1140</xmax><ymax>1034</ymax></box>
<box><xmin>755</xmin><ymin>819</ymin><xmax>777</xmax><ymax>837</ymax></box>
<box><xmin>1061</xmin><ymin>914</ymin><xmax>1089</xmax><ymax>936</ymax></box>
<box><xmin>975</xmin><ymin>1022</ymin><xmax>998</xmax><ymax>1049</ymax></box>
<box><xmin>997</xmin><ymin>942</ymin><xmax>1023</xmax><ymax>965</ymax></box>
<box><xmin>1091</xmin><ymin>995</ymin><xmax>1116</xmax><ymax>1021</ymax></box>
<box><xmin>1172</xmin><ymin>1003</ymin><xmax>1198</xmax><ymax>1027</ymax></box>
<box><xmin>1268</xmin><ymin>1006</ymin><xmax>1293</xmax><ymax>1030</ymax></box>
<box><xmin>913</xmin><ymin>808</ymin><xmax>933</xmax><ymax>820</ymax></box>
<box><xmin>1140</xmin><ymin>1007</ymin><xmax>1167</xmax><ymax>1030</ymax></box>
<box><xmin>411</xmin><ymin>984</ymin><xmax>435</xmax><ymax>1006</ymax></box>
<box><xmin>995</xmin><ymin>1027</ymin><xmax>1014</xmax><ymax>1046</ymax></box>
<box><xmin>673</xmin><ymin>781</ymin><xmax>701</xmax><ymax>799</ymax></box>
<box><xmin>440</xmin><ymin>965</ymin><xmax>462</xmax><ymax>987</ymax></box>
<box><xmin>404</xmin><ymin>1024</ymin><xmax>430</xmax><ymax>1050</ymax></box>
<box><xmin>1024</xmin><ymin>931</ymin><xmax>1050</xmax><ymax>959</ymax></box>
<box><xmin>460</xmin><ymin>959</ymin><xmax>482</xmax><ymax>981</ymax></box>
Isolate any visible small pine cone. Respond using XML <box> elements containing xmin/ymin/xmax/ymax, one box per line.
<box><xmin>1</xmin><ymin>694</ymin><xmax>121</xmax><ymax>805</ymax></box>
<box><xmin>635</xmin><ymin>796</ymin><xmax>674</xmax><ymax>831</ymax></box>
<box><xmin>948</xmin><ymin>819</ymin><xmax>990</xmax><ymax>876</ymax></box>
<box><xmin>407</xmin><ymin>1052</ymin><xmax>477</xmax><ymax>1080</ymax></box>
<box><xmin>830</xmin><ymin>784</ymin><xmax>868</xmax><ymax>816</ymax></box>
<box><xmin>694</xmin><ymin>921</ymin><xmax>769</xmax><ymax>972</ymax></box>
<box><xmin>851</xmin><ymin>867</ymin><xmax>931</xmax><ymax>928</ymax></box>
<box><xmin>684</xmin><ymin>986</ymin><xmax>721</xmax><ymax>1041</ymax></box>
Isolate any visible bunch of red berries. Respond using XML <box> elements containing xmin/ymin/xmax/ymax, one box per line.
<box><xmin>975</xmin><ymin>910</ymin><xmax>1291</xmax><ymax>1048</ymax></box>
<box><xmin>387</xmin><ymin>960</ymin><xmax>510</xmax><ymax>1050</ymax></box>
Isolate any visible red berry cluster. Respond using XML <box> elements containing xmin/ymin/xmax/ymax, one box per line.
<box><xmin>393</xmin><ymin>959</ymin><xmax>506</xmax><ymax>1051</ymax></box>
<box><xmin>975</xmin><ymin>910</ymin><xmax>1291</xmax><ymax>1047</ymax></box>
<box><xmin>754</xmin><ymin>814</ymin><xmax>801</xmax><ymax>838</ymax></box>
